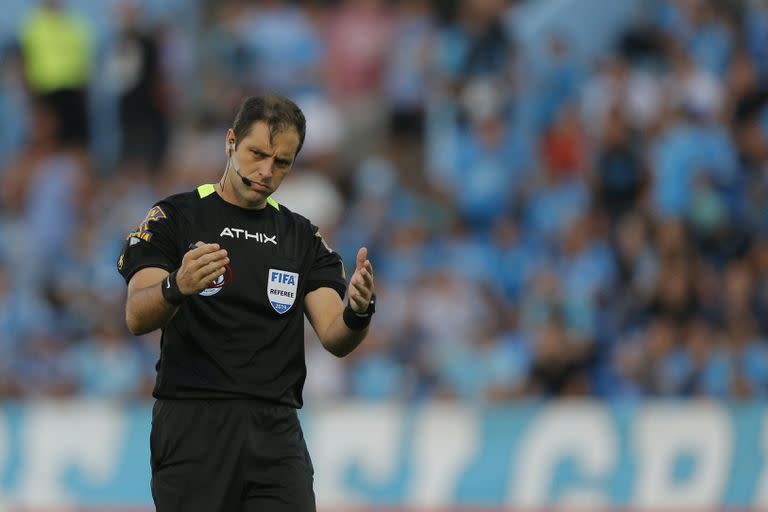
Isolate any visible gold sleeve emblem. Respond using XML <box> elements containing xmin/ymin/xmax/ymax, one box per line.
<box><xmin>126</xmin><ymin>205</ymin><xmax>167</xmax><ymax>242</ymax></box>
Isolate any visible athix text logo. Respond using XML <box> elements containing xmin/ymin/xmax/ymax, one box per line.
<box><xmin>220</xmin><ymin>227</ymin><xmax>277</xmax><ymax>245</ymax></box>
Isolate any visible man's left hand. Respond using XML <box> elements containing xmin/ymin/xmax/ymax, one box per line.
<box><xmin>349</xmin><ymin>247</ymin><xmax>374</xmax><ymax>313</ymax></box>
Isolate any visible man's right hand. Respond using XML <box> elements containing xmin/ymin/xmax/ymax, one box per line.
<box><xmin>175</xmin><ymin>241</ymin><xmax>229</xmax><ymax>295</ymax></box>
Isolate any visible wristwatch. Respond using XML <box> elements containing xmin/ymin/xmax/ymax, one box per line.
<box><xmin>356</xmin><ymin>293</ymin><xmax>376</xmax><ymax>317</ymax></box>
<box><xmin>343</xmin><ymin>293</ymin><xmax>376</xmax><ymax>330</ymax></box>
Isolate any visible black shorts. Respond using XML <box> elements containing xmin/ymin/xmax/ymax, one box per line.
<box><xmin>150</xmin><ymin>399</ymin><xmax>315</xmax><ymax>512</ymax></box>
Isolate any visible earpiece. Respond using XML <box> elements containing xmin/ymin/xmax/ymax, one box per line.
<box><xmin>226</xmin><ymin>140</ymin><xmax>253</xmax><ymax>187</ymax></box>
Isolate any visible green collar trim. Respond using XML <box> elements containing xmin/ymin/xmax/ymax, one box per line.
<box><xmin>198</xmin><ymin>183</ymin><xmax>278</xmax><ymax>210</ymax></box>
<box><xmin>197</xmin><ymin>184</ymin><xmax>216</xmax><ymax>198</ymax></box>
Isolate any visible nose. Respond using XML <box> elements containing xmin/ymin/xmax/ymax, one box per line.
<box><xmin>257</xmin><ymin>158</ymin><xmax>275</xmax><ymax>179</ymax></box>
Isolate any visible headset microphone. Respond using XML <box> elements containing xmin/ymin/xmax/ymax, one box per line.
<box><xmin>228</xmin><ymin>142</ymin><xmax>253</xmax><ymax>187</ymax></box>
<box><xmin>236</xmin><ymin>169</ymin><xmax>253</xmax><ymax>187</ymax></box>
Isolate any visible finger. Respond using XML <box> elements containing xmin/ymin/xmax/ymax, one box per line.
<box><xmin>356</xmin><ymin>247</ymin><xmax>367</xmax><ymax>272</ymax></box>
<box><xmin>188</xmin><ymin>241</ymin><xmax>216</xmax><ymax>253</ymax></box>
<box><xmin>349</xmin><ymin>280</ymin><xmax>371</xmax><ymax>300</ymax></box>
<box><xmin>184</xmin><ymin>244</ymin><xmax>221</xmax><ymax>265</ymax></box>
<box><xmin>359</xmin><ymin>267</ymin><xmax>374</xmax><ymax>289</ymax></box>
<box><xmin>350</xmin><ymin>273</ymin><xmax>367</xmax><ymax>291</ymax></box>
<box><xmin>199</xmin><ymin>266</ymin><xmax>227</xmax><ymax>288</ymax></box>
<box><xmin>193</xmin><ymin>259</ymin><xmax>228</xmax><ymax>283</ymax></box>
<box><xmin>195</xmin><ymin>258</ymin><xmax>228</xmax><ymax>280</ymax></box>
<box><xmin>349</xmin><ymin>293</ymin><xmax>368</xmax><ymax>312</ymax></box>
<box><xmin>199</xmin><ymin>249</ymin><xmax>228</xmax><ymax>265</ymax></box>
<box><xmin>190</xmin><ymin>249</ymin><xmax>228</xmax><ymax>270</ymax></box>
<box><xmin>364</xmin><ymin>260</ymin><xmax>373</xmax><ymax>275</ymax></box>
<box><xmin>188</xmin><ymin>242</ymin><xmax>221</xmax><ymax>258</ymax></box>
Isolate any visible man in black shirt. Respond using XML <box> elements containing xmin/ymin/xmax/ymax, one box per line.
<box><xmin>116</xmin><ymin>95</ymin><xmax>375</xmax><ymax>512</ymax></box>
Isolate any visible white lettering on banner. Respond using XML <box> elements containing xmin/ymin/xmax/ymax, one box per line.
<box><xmin>634</xmin><ymin>403</ymin><xmax>731</xmax><ymax>507</ymax></box>
<box><xmin>753</xmin><ymin>410</ymin><xmax>768</xmax><ymax>506</ymax></box>
<box><xmin>0</xmin><ymin>401</ymin><xmax>764</xmax><ymax>507</ymax></box>
<box><xmin>409</xmin><ymin>404</ymin><xmax>479</xmax><ymax>505</ymax></box>
<box><xmin>509</xmin><ymin>403</ymin><xmax>616</xmax><ymax>507</ymax></box>
<box><xmin>311</xmin><ymin>404</ymin><xmax>403</xmax><ymax>507</ymax></box>
<box><xmin>17</xmin><ymin>402</ymin><xmax>125</xmax><ymax>505</ymax></box>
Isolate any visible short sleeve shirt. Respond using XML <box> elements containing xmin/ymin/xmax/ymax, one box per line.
<box><xmin>117</xmin><ymin>185</ymin><xmax>347</xmax><ymax>407</ymax></box>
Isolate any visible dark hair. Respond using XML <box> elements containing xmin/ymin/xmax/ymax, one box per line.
<box><xmin>232</xmin><ymin>95</ymin><xmax>306</xmax><ymax>156</ymax></box>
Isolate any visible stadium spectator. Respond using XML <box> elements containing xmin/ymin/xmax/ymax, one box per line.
<box><xmin>19</xmin><ymin>0</ymin><xmax>91</xmax><ymax>146</ymax></box>
<box><xmin>0</xmin><ymin>0</ymin><xmax>767</xmax><ymax>403</ymax></box>
<box><xmin>104</xmin><ymin>2</ymin><xmax>170</xmax><ymax>170</ymax></box>
<box><xmin>325</xmin><ymin>0</ymin><xmax>394</xmax><ymax>162</ymax></box>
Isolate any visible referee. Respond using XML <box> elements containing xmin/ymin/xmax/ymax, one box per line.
<box><xmin>116</xmin><ymin>95</ymin><xmax>375</xmax><ymax>511</ymax></box>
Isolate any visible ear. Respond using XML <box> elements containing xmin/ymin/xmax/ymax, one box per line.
<box><xmin>225</xmin><ymin>129</ymin><xmax>236</xmax><ymax>155</ymax></box>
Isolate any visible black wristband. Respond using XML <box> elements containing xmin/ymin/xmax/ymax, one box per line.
<box><xmin>343</xmin><ymin>294</ymin><xmax>376</xmax><ymax>331</ymax></box>
<box><xmin>161</xmin><ymin>270</ymin><xmax>186</xmax><ymax>306</ymax></box>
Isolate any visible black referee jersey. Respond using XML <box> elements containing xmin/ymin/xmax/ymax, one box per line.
<box><xmin>117</xmin><ymin>184</ymin><xmax>347</xmax><ymax>407</ymax></box>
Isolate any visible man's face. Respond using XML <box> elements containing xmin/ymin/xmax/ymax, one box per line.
<box><xmin>227</xmin><ymin>122</ymin><xmax>299</xmax><ymax>208</ymax></box>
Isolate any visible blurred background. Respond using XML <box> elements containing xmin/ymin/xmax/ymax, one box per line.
<box><xmin>1</xmin><ymin>0</ymin><xmax>767</xmax><ymax>509</ymax></box>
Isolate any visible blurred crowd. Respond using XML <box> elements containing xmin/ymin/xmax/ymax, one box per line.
<box><xmin>1</xmin><ymin>0</ymin><xmax>768</xmax><ymax>402</ymax></box>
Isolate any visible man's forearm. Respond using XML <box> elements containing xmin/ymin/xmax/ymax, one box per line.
<box><xmin>320</xmin><ymin>313</ymin><xmax>369</xmax><ymax>358</ymax></box>
<box><xmin>124</xmin><ymin>244</ymin><xmax>228</xmax><ymax>335</ymax></box>
<box><xmin>126</xmin><ymin>280</ymin><xmax>178</xmax><ymax>335</ymax></box>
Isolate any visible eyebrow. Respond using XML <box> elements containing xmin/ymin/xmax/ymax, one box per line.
<box><xmin>247</xmin><ymin>146</ymin><xmax>293</xmax><ymax>164</ymax></box>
